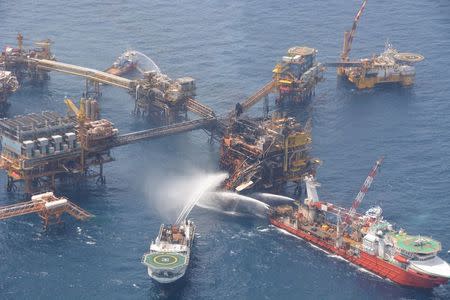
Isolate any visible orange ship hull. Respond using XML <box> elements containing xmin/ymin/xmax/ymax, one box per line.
<box><xmin>270</xmin><ymin>218</ymin><xmax>449</xmax><ymax>289</ymax></box>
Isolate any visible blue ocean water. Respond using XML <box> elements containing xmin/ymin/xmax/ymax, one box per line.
<box><xmin>1</xmin><ymin>0</ymin><xmax>450</xmax><ymax>299</ymax></box>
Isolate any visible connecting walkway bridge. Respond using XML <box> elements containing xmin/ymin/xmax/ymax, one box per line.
<box><xmin>113</xmin><ymin>117</ymin><xmax>215</xmax><ymax>147</ymax></box>
<box><xmin>186</xmin><ymin>98</ymin><xmax>216</xmax><ymax>119</ymax></box>
<box><xmin>0</xmin><ymin>192</ymin><xmax>92</xmax><ymax>226</ymax></box>
<box><xmin>14</xmin><ymin>116</ymin><xmax>215</xmax><ymax>170</ymax></box>
<box><xmin>27</xmin><ymin>58</ymin><xmax>135</xmax><ymax>90</ymax></box>
<box><xmin>240</xmin><ymin>80</ymin><xmax>276</xmax><ymax>112</ymax></box>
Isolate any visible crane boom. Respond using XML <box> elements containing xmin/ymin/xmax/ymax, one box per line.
<box><xmin>344</xmin><ymin>156</ymin><xmax>384</xmax><ymax>225</ymax></box>
<box><xmin>64</xmin><ymin>98</ymin><xmax>79</xmax><ymax>115</ymax></box>
<box><xmin>64</xmin><ymin>98</ymin><xmax>86</xmax><ymax>121</ymax></box>
<box><xmin>341</xmin><ymin>0</ymin><xmax>368</xmax><ymax>62</ymax></box>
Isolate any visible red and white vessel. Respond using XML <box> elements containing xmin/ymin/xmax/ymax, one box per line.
<box><xmin>270</xmin><ymin>158</ymin><xmax>450</xmax><ymax>288</ymax></box>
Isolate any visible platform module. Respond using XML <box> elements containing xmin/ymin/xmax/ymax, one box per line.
<box><xmin>220</xmin><ymin>113</ymin><xmax>319</xmax><ymax>193</ymax></box>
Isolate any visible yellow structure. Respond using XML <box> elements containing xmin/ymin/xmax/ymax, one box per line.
<box><xmin>339</xmin><ymin>0</ymin><xmax>424</xmax><ymax>89</ymax></box>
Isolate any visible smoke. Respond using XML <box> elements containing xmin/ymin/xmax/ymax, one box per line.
<box><xmin>148</xmin><ymin>170</ymin><xmax>228</xmax><ymax>223</ymax></box>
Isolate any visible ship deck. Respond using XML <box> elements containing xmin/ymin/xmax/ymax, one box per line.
<box><xmin>142</xmin><ymin>252</ymin><xmax>187</xmax><ymax>270</ymax></box>
<box><xmin>389</xmin><ymin>233</ymin><xmax>441</xmax><ymax>254</ymax></box>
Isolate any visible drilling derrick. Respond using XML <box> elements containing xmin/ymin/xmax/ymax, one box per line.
<box><xmin>0</xmin><ymin>33</ymin><xmax>55</xmax><ymax>102</ymax></box>
<box><xmin>220</xmin><ymin>113</ymin><xmax>318</xmax><ymax>193</ymax></box>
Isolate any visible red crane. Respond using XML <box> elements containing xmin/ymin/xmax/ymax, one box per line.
<box><xmin>336</xmin><ymin>157</ymin><xmax>384</xmax><ymax>247</ymax></box>
<box><xmin>345</xmin><ymin>156</ymin><xmax>384</xmax><ymax>224</ymax></box>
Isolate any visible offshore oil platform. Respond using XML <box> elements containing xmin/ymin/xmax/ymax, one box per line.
<box><xmin>0</xmin><ymin>32</ymin><xmax>324</xmax><ymax>226</ymax></box>
<box><xmin>0</xmin><ymin>0</ymin><xmax>426</xmax><ymax>227</ymax></box>
<box><xmin>334</xmin><ymin>0</ymin><xmax>424</xmax><ymax>89</ymax></box>
<box><xmin>220</xmin><ymin>114</ymin><xmax>318</xmax><ymax>193</ymax></box>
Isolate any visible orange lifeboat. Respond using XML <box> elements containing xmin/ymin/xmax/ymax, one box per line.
<box><xmin>394</xmin><ymin>255</ymin><xmax>408</xmax><ymax>264</ymax></box>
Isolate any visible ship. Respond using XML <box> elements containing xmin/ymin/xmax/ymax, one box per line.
<box><xmin>339</xmin><ymin>43</ymin><xmax>424</xmax><ymax>89</ymax></box>
<box><xmin>270</xmin><ymin>159</ymin><xmax>450</xmax><ymax>288</ymax></box>
<box><xmin>336</xmin><ymin>0</ymin><xmax>424</xmax><ymax>89</ymax></box>
<box><xmin>105</xmin><ymin>50</ymin><xmax>137</xmax><ymax>76</ymax></box>
<box><xmin>142</xmin><ymin>219</ymin><xmax>195</xmax><ymax>284</ymax></box>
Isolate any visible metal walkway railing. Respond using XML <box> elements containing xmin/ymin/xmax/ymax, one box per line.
<box><xmin>113</xmin><ymin>117</ymin><xmax>215</xmax><ymax>147</ymax></box>
<box><xmin>0</xmin><ymin>195</ymin><xmax>92</xmax><ymax>222</ymax></box>
<box><xmin>0</xmin><ymin>201</ymin><xmax>43</xmax><ymax>220</ymax></box>
<box><xmin>28</xmin><ymin>58</ymin><xmax>135</xmax><ymax>90</ymax></box>
<box><xmin>241</xmin><ymin>80</ymin><xmax>276</xmax><ymax>111</ymax></box>
<box><xmin>186</xmin><ymin>98</ymin><xmax>215</xmax><ymax>118</ymax></box>
<box><xmin>64</xmin><ymin>200</ymin><xmax>92</xmax><ymax>220</ymax></box>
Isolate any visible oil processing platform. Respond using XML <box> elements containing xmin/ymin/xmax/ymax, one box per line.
<box><xmin>0</xmin><ymin>33</ymin><xmax>326</xmax><ymax>226</ymax></box>
<box><xmin>0</xmin><ymin>3</ymin><xmax>428</xmax><ymax>229</ymax></box>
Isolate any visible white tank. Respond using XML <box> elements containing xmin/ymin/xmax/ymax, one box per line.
<box><xmin>45</xmin><ymin>199</ymin><xmax>68</xmax><ymax>209</ymax></box>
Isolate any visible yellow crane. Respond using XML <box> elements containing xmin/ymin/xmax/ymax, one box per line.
<box><xmin>64</xmin><ymin>98</ymin><xmax>88</xmax><ymax>170</ymax></box>
<box><xmin>338</xmin><ymin>0</ymin><xmax>367</xmax><ymax>76</ymax></box>
<box><xmin>341</xmin><ymin>0</ymin><xmax>368</xmax><ymax>62</ymax></box>
<box><xmin>64</xmin><ymin>98</ymin><xmax>86</xmax><ymax>122</ymax></box>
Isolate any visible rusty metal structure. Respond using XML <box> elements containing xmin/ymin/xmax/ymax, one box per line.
<box><xmin>219</xmin><ymin>113</ymin><xmax>319</xmax><ymax>193</ymax></box>
<box><xmin>0</xmin><ymin>192</ymin><xmax>92</xmax><ymax>227</ymax></box>
<box><xmin>0</xmin><ymin>70</ymin><xmax>19</xmax><ymax>110</ymax></box>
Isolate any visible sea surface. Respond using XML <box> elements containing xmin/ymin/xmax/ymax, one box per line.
<box><xmin>1</xmin><ymin>0</ymin><xmax>450</xmax><ymax>299</ymax></box>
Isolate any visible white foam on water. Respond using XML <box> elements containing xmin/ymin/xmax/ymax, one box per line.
<box><xmin>356</xmin><ymin>266</ymin><xmax>384</xmax><ymax>279</ymax></box>
<box><xmin>327</xmin><ymin>254</ymin><xmax>347</xmax><ymax>261</ymax></box>
<box><xmin>327</xmin><ymin>254</ymin><xmax>385</xmax><ymax>280</ymax></box>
